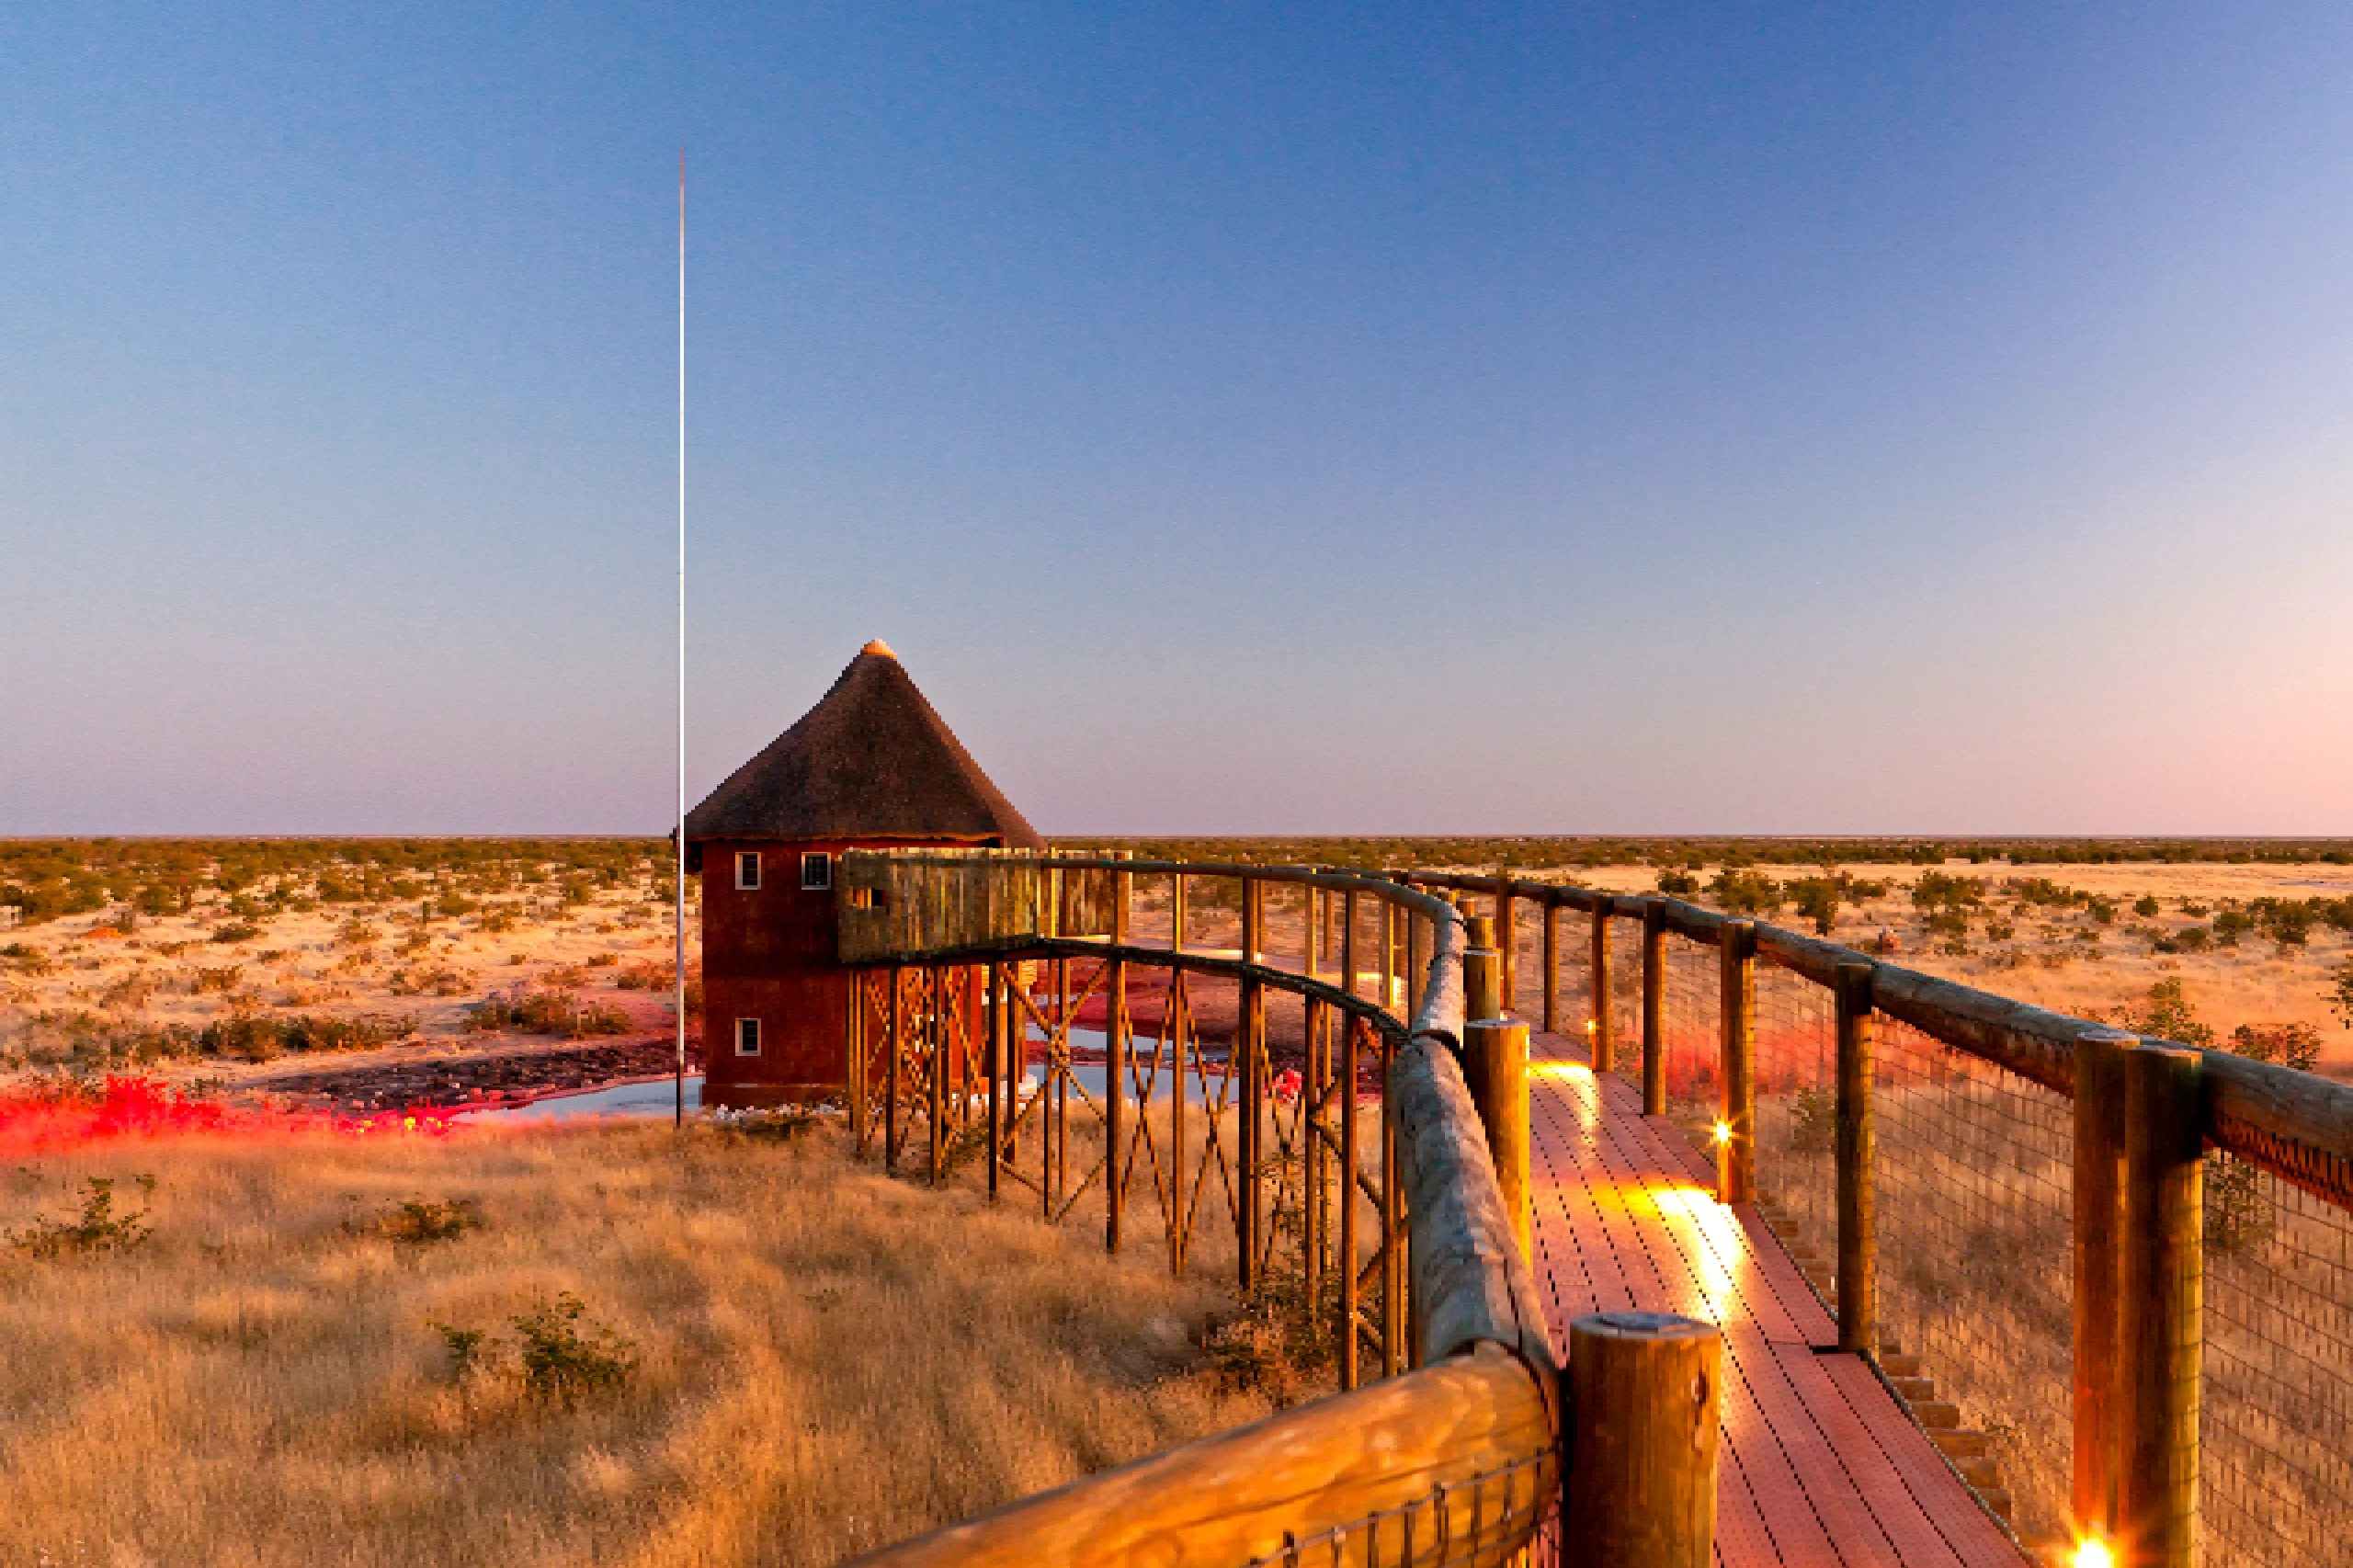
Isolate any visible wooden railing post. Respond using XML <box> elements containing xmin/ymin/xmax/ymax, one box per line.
<box><xmin>1564</xmin><ymin>1312</ymin><xmax>1722</xmax><ymax>1568</ymax></box>
<box><xmin>2119</xmin><ymin>1043</ymin><xmax>2203</xmax><ymax>1568</ymax></box>
<box><xmin>1462</xmin><ymin>1018</ymin><xmax>1531</xmax><ymax>1261</ymax></box>
<box><xmin>1718</xmin><ymin>921</ymin><xmax>1756</xmax><ymax>1204</ymax></box>
<box><xmin>1590</xmin><ymin>896</ymin><xmax>1616</xmax><ymax>1074</ymax></box>
<box><xmin>1542</xmin><ymin>897</ymin><xmax>1561</xmax><ymax>1035</ymax></box>
<box><xmin>1495</xmin><ymin>877</ymin><xmax>1517</xmax><ymax>1015</ymax></box>
<box><xmin>2074</xmin><ymin>1029</ymin><xmax>2131</xmax><ymax>1543</ymax></box>
<box><xmin>1641</xmin><ymin>899</ymin><xmax>1667</xmax><ymax>1117</ymax></box>
<box><xmin>1834</xmin><ymin>962</ymin><xmax>1876</xmax><ymax>1357</ymax></box>
<box><xmin>1464</xmin><ymin>916</ymin><xmax>1502</xmax><ymax>1026</ymax></box>
<box><xmin>1339</xmin><ymin>1011</ymin><xmax>1362</xmax><ymax>1389</ymax></box>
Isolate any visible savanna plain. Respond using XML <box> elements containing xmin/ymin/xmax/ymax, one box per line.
<box><xmin>5</xmin><ymin>835</ymin><xmax>2352</xmax><ymax>1562</ymax></box>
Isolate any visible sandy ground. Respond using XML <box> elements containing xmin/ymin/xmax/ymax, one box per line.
<box><xmin>0</xmin><ymin>878</ymin><xmax>704</xmax><ymax>1108</ymax></box>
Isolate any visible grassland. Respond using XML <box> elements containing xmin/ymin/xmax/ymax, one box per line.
<box><xmin>0</xmin><ymin>1116</ymin><xmax>1270</xmax><ymax>1566</ymax></box>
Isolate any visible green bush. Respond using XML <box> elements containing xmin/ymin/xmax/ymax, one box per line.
<box><xmin>511</xmin><ymin>1292</ymin><xmax>637</xmax><ymax>1405</ymax></box>
<box><xmin>9</xmin><ymin>1176</ymin><xmax>153</xmax><ymax>1258</ymax></box>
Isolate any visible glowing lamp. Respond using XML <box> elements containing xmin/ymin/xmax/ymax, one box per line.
<box><xmin>1711</xmin><ymin>1120</ymin><xmax>1733</xmax><ymax>1146</ymax></box>
<box><xmin>2073</xmin><ymin>1538</ymin><xmax>2114</xmax><ymax>1568</ymax></box>
<box><xmin>1584</xmin><ymin>1018</ymin><xmax>1597</xmax><ymax>1034</ymax></box>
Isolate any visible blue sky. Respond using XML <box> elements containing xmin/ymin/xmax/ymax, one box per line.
<box><xmin>5</xmin><ymin>3</ymin><xmax>2350</xmax><ymax>835</ymax></box>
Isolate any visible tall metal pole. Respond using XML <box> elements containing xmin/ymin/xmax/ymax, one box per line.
<box><xmin>674</xmin><ymin>149</ymin><xmax>688</xmax><ymax>1129</ymax></box>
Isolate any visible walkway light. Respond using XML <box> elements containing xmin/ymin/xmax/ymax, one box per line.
<box><xmin>1711</xmin><ymin>1120</ymin><xmax>1733</xmax><ymax>1146</ymax></box>
<box><xmin>2072</xmin><ymin>1537</ymin><xmax>2114</xmax><ymax>1568</ymax></box>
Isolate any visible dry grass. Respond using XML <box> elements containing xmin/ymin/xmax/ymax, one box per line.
<box><xmin>0</xmin><ymin>1119</ymin><xmax>1271</xmax><ymax>1566</ymax></box>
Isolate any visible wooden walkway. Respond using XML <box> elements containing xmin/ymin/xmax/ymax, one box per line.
<box><xmin>1526</xmin><ymin>1033</ymin><xmax>2028</xmax><ymax>1568</ymax></box>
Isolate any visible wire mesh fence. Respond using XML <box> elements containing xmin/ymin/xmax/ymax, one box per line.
<box><xmin>1751</xmin><ymin>956</ymin><xmax>1836</xmax><ymax>1290</ymax></box>
<box><xmin>1603</xmin><ymin>912</ymin><xmax>1643</xmax><ymax>1093</ymax></box>
<box><xmin>1871</xmin><ymin>1012</ymin><xmax>2074</xmax><ymax>1545</ymax></box>
<box><xmin>1237</xmin><ymin>1449</ymin><xmax>1557</xmax><ymax>1568</ymax></box>
<box><xmin>1658</xmin><ymin>934</ymin><xmax>1720</xmax><ymax>1128</ymax></box>
<box><xmin>2202</xmin><ymin>1160</ymin><xmax>2353</xmax><ymax>1568</ymax></box>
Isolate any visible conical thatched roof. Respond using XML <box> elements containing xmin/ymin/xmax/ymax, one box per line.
<box><xmin>683</xmin><ymin>642</ymin><xmax>1044</xmax><ymax>848</ymax></box>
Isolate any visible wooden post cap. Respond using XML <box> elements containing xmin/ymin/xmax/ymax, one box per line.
<box><xmin>1566</xmin><ymin>1312</ymin><xmax>1722</xmax><ymax>1568</ymax></box>
<box><xmin>1465</xmin><ymin>914</ymin><xmax>1496</xmax><ymax>949</ymax></box>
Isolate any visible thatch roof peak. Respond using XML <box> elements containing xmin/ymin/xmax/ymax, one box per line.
<box><xmin>683</xmin><ymin>645</ymin><xmax>1043</xmax><ymax>847</ymax></box>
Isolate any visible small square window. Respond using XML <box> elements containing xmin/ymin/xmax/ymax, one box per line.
<box><xmin>735</xmin><ymin>1017</ymin><xmax>762</xmax><ymax>1056</ymax></box>
<box><xmin>801</xmin><ymin>852</ymin><xmax>833</xmax><ymax>891</ymax></box>
<box><xmin>735</xmin><ymin>852</ymin><xmax>761</xmax><ymax>891</ymax></box>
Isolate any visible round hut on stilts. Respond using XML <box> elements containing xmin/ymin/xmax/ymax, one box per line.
<box><xmin>683</xmin><ymin>641</ymin><xmax>1044</xmax><ymax>1108</ymax></box>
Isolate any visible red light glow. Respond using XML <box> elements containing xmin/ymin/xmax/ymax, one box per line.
<box><xmin>0</xmin><ymin>1075</ymin><xmax>462</xmax><ymax>1155</ymax></box>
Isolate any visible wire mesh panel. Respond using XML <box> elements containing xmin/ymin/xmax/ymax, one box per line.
<box><xmin>1751</xmin><ymin>958</ymin><xmax>1836</xmax><ymax>1287</ymax></box>
<box><xmin>1603</xmin><ymin>912</ymin><xmax>1642</xmax><ymax>1091</ymax></box>
<box><xmin>1237</xmin><ymin>1449</ymin><xmax>1557</xmax><ymax>1568</ymax></box>
<box><xmin>1872</xmin><ymin>1012</ymin><xmax>2073</xmax><ymax>1544</ymax></box>
<box><xmin>1658</xmin><ymin>934</ymin><xmax>1719</xmax><ymax>1125</ymax></box>
<box><xmin>2202</xmin><ymin>1163</ymin><xmax>2353</xmax><ymax>1568</ymax></box>
<box><xmin>1549</xmin><ymin>906</ymin><xmax>1593</xmax><ymax>1041</ymax></box>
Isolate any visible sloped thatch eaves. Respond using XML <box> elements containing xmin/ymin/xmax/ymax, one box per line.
<box><xmin>683</xmin><ymin>642</ymin><xmax>1045</xmax><ymax>848</ymax></box>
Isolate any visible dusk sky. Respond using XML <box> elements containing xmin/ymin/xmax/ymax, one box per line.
<box><xmin>6</xmin><ymin>3</ymin><xmax>2350</xmax><ymax>836</ymax></box>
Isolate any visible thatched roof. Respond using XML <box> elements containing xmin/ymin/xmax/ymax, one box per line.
<box><xmin>683</xmin><ymin>642</ymin><xmax>1044</xmax><ymax>848</ymax></box>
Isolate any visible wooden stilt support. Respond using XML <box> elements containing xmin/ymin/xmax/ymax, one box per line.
<box><xmin>2119</xmin><ymin>1043</ymin><xmax>2203</xmax><ymax>1568</ymax></box>
<box><xmin>1462</xmin><ymin>1018</ymin><xmax>1531</xmax><ymax>1262</ymax></box>
<box><xmin>1718</xmin><ymin>921</ymin><xmax>1756</xmax><ymax>1204</ymax></box>
<box><xmin>1339</xmin><ymin>1012</ymin><xmax>1361</xmax><ymax>1390</ymax></box>
<box><xmin>928</xmin><ymin>967</ymin><xmax>946</xmax><ymax>1186</ymax></box>
<box><xmin>886</xmin><ymin>965</ymin><xmax>904</xmax><ymax>1172</ymax></box>
<box><xmin>1565</xmin><ymin>1312</ymin><xmax>1722</xmax><ymax>1568</ymax></box>
<box><xmin>1108</xmin><ymin>866</ymin><xmax>1130</xmax><ymax>1253</ymax></box>
<box><xmin>1834</xmin><ymin>962</ymin><xmax>1876</xmax><ymax>1357</ymax></box>
<box><xmin>985</xmin><ymin>963</ymin><xmax>1003</xmax><ymax>1202</ymax></box>
<box><xmin>1239</xmin><ymin>875</ymin><xmax>1261</xmax><ymax>1290</ymax></box>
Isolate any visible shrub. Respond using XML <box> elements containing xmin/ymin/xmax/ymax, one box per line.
<box><xmin>190</xmin><ymin>965</ymin><xmax>243</xmax><ymax>994</ymax></box>
<box><xmin>511</xmin><ymin>1292</ymin><xmax>637</xmax><ymax>1404</ymax></box>
<box><xmin>210</xmin><ymin>923</ymin><xmax>262</xmax><ymax>944</ymax></box>
<box><xmin>1</xmin><ymin>943</ymin><xmax>55</xmax><ymax>976</ymax></box>
<box><xmin>2132</xmin><ymin>895</ymin><xmax>2161</xmax><ymax>918</ymax></box>
<box><xmin>1708</xmin><ymin>869</ymin><xmax>1781</xmax><ymax>915</ymax></box>
<box><xmin>1786</xmin><ymin>877</ymin><xmax>1840</xmax><ymax>936</ymax></box>
<box><xmin>2114</xmin><ymin>978</ymin><xmax>2214</xmax><ymax>1049</ymax></box>
<box><xmin>1913</xmin><ymin>871</ymin><xmax>1984</xmax><ymax>913</ymax></box>
<box><xmin>9</xmin><ymin>1176</ymin><xmax>153</xmax><ymax>1257</ymax></box>
<box><xmin>2329</xmin><ymin>960</ymin><xmax>2353</xmax><ymax>1033</ymax></box>
<box><xmin>1654</xmin><ymin>869</ymin><xmax>1699</xmax><ymax>898</ymax></box>
<box><xmin>2229</xmin><ymin>1023</ymin><xmax>2321</xmax><ymax>1073</ymax></box>
<box><xmin>463</xmin><ymin>988</ymin><xmax>630</xmax><ymax>1038</ymax></box>
<box><xmin>378</xmin><ymin>1198</ymin><xmax>483</xmax><ymax>1246</ymax></box>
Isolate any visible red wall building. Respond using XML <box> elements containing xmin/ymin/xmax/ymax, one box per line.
<box><xmin>684</xmin><ymin>642</ymin><xmax>1044</xmax><ymax>1108</ymax></box>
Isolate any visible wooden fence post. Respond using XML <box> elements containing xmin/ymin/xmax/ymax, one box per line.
<box><xmin>1642</xmin><ymin>899</ymin><xmax>1667</xmax><ymax>1117</ymax></box>
<box><xmin>2119</xmin><ymin>1044</ymin><xmax>2203</xmax><ymax>1568</ymax></box>
<box><xmin>1718</xmin><ymin>921</ymin><xmax>1756</xmax><ymax>1204</ymax></box>
<box><xmin>1339</xmin><ymin>1011</ymin><xmax>1362</xmax><ymax>1390</ymax></box>
<box><xmin>1834</xmin><ymin>962</ymin><xmax>1876</xmax><ymax>1357</ymax></box>
<box><xmin>1542</xmin><ymin>898</ymin><xmax>1562</xmax><ymax>1035</ymax></box>
<box><xmin>1464</xmin><ymin>917</ymin><xmax>1502</xmax><ymax>1027</ymax></box>
<box><xmin>886</xmin><ymin>965</ymin><xmax>904</xmax><ymax>1172</ymax></box>
<box><xmin>850</xmin><ymin>971</ymin><xmax>870</xmax><ymax>1154</ymax></box>
<box><xmin>1495</xmin><ymin>878</ymin><xmax>1517</xmax><ymax>1015</ymax></box>
<box><xmin>2074</xmin><ymin>1029</ymin><xmax>2131</xmax><ymax>1543</ymax></box>
<box><xmin>1565</xmin><ymin>1312</ymin><xmax>1722</xmax><ymax>1568</ymax></box>
<box><xmin>928</xmin><ymin>967</ymin><xmax>947</xmax><ymax>1186</ymax></box>
<box><xmin>1462</xmin><ymin>1018</ymin><xmax>1531</xmax><ymax>1262</ymax></box>
<box><xmin>1591</xmin><ymin>897</ymin><xmax>1616</xmax><ymax>1074</ymax></box>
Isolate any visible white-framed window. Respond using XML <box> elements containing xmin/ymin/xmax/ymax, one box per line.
<box><xmin>801</xmin><ymin>852</ymin><xmax>833</xmax><ymax>891</ymax></box>
<box><xmin>735</xmin><ymin>1017</ymin><xmax>762</xmax><ymax>1056</ymax></box>
<box><xmin>735</xmin><ymin>851</ymin><xmax>761</xmax><ymax>891</ymax></box>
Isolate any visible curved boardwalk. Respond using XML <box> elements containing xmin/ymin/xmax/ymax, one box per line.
<box><xmin>1527</xmin><ymin>1031</ymin><xmax>2029</xmax><ymax>1568</ymax></box>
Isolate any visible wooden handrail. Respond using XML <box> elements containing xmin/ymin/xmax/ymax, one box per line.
<box><xmin>847</xmin><ymin>1345</ymin><xmax>1553</xmax><ymax>1567</ymax></box>
<box><xmin>1400</xmin><ymin>869</ymin><xmax>2353</xmax><ymax>1209</ymax></box>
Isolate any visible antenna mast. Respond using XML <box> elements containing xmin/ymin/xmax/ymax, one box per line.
<box><xmin>675</xmin><ymin>148</ymin><xmax>688</xmax><ymax>1128</ymax></box>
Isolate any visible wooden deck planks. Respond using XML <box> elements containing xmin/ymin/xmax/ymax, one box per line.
<box><xmin>1523</xmin><ymin>1035</ymin><xmax>2026</xmax><ymax>1568</ymax></box>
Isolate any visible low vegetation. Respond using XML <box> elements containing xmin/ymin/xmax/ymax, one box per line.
<box><xmin>0</xmin><ymin>1119</ymin><xmax>1278</xmax><ymax>1565</ymax></box>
